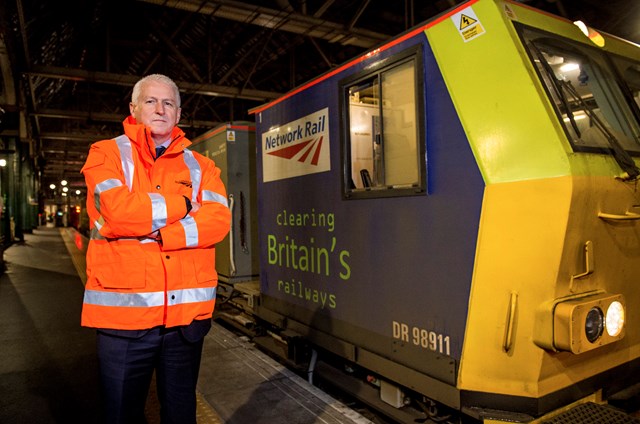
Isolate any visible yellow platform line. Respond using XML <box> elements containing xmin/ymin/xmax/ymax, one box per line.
<box><xmin>59</xmin><ymin>227</ymin><xmax>87</xmax><ymax>284</ymax></box>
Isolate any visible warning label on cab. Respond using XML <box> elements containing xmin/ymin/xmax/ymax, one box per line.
<box><xmin>452</xmin><ymin>7</ymin><xmax>485</xmax><ymax>42</ymax></box>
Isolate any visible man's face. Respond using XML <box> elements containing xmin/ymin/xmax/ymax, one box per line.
<box><xmin>130</xmin><ymin>80</ymin><xmax>181</xmax><ymax>143</ymax></box>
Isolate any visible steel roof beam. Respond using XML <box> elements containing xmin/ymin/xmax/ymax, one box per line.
<box><xmin>137</xmin><ymin>0</ymin><xmax>391</xmax><ymax>48</ymax></box>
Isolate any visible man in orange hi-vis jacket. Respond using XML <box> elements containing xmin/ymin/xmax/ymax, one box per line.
<box><xmin>81</xmin><ymin>74</ymin><xmax>231</xmax><ymax>423</ymax></box>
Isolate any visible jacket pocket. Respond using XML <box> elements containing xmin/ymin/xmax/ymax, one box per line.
<box><xmin>91</xmin><ymin>242</ymin><xmax>147</xmax><ymax>289</ymax></box>
<box><xmin>96</xmin><ymin>260</ymin><xmax>146</xmax><ymax>289</ymax></box>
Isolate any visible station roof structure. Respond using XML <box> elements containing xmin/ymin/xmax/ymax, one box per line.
<box><xmin>0</xmin><ymin>0</ymin><xmax>637</xmax><ymax>192</ymax></box>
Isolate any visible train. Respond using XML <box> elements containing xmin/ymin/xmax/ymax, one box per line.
<box><xmin>191</xmin><ymin>0</ymin><xmax>640</xmax><ymax>422</ymax></box>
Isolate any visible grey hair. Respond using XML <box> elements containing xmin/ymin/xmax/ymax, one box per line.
<box><xmin>131</xmin><ymin>74</ymin><xmax>181</xmax><ymax>107</ymax></box>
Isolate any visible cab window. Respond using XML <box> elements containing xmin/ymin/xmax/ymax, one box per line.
<box><xmin>611</xmin><ymin>57</ymin><xmax>640</xmax><ymax>116</ymax></box>
<box><xmin>518</xmin><ymin>25</ymin><xmax>640</xmax><ymax>155</ymax></box>
<box><xmin>340</xmin><ymin>46</ymin><xmax>426</xmax><ymax>199</ymax></box>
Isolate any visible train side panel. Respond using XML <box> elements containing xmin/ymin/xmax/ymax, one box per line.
<box><xmin>254</xmin><ymin>28</ymin><xmax>485</xmax><ymax>393</ymax></box>
<box><xmin>249</xmin><ymin>0</ymin><xmax>640</xmax><ymax>420</ymax></box>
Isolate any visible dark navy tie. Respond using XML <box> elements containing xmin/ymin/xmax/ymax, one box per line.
<box><xmin>155</xmin><ymin>146</ymin><xmax>166</xmax><ymax>160</ymax></box>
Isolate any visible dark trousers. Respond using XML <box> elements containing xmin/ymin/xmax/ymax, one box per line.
<box><xmin>96</xmin><ymin>324</ymin><xmax>208</xmax><ymax>424</ymax></box>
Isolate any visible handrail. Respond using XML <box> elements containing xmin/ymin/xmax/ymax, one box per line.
<box><xmin>228</xmin><ymin>194</ymin><xmax>237</xmax><ymax>277</ymax></box>
<box><xmin>598</xmin><ymin>211</ymin><xmax>640</xmax><ymax>221</ymax></box>
<box><xmin>503</xmin><ymin>291</ymin><xmax>518</xmax><ymax>353</ymax></box>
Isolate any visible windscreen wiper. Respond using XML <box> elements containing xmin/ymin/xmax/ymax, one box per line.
<box><xmin>529</xmin><ymin>42</ymin><xmax>582</xmax><ymax>137</ymax></box>
<box><xmin>530</xmin><ymin>42</ymin><xmax>639</xmax><ymax>180</ymax></box>
<box><xmin>559</xmin><ymin>78</ymin><xmax>640</xmax><ymax>180</ymax></box>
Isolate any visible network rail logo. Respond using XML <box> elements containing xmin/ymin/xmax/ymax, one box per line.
<box><xmin>262</xmin><ymin>108</ymin><xmax>330</xmax><ymax>182</ymax></box>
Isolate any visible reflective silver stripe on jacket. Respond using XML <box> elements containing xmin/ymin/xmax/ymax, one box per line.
<box><xmin>180</xmin><ymin>215</ymin><xmax>199</xmax><ymax>247</ymax></box>
<box><xmin>90</xmin><ymin>227</ymin><xmax>105</xmax><ymax>240</ymax></box>
<box><xmin>183</xmin><ymin>149</ymin><xmax>201</xmax><ymax>203</ymax></box>
<box><xmin>148</xmin><ymin>192</ymin><xmax>167</xmax><ymax>231</ymax></box>
<box><xmin>83</xmin><ymin>286</ymin><xmax>215</xmax><ymax>307</ymax></box>
<box><xmin>84</xmin><ymin>290</ymin><xmax>165</xmax><ymax>307</ymax></box>
<box><xmin>94</xmin><ymin>178</ymin><xmax>123</xmax><ymax>212</ymax></box>
<box><xmin>115</xmin><ymin>135</ymin><xmax>135</xmax><ymax>190</ymax></box>
<box><xmin>91</xmin><ymin>136</ymin><xmax>200</xmax><ymax>240</ymax></box>
<box><xmin>168</xmin><ymin>287</ymin><xmax>216</xmax><ymax>306</ymax></box>
<box><xmin>202</xmin><ymin>190</ymin><xmax>229</xmax><ymax>207</ymax></box>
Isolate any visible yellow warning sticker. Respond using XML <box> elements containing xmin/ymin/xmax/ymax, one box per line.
<box><xmin>451</xmin><ymin>6</ymin><xmax>485</xmax><ymax>42</ymax></box>
<box><xmin>461</xmin><ymin>23</ymin><xmax>485</xmax><ymax>40</ymax></box>
<box><xmin>459</xmin><ymin>14</ymin><xmax>477</xmax><ymax>30</ymax></box>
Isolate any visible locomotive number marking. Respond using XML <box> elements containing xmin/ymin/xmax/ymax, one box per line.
<box><xmin>392</xmin><ymin>321</ymin><xmax>450</xmax><ymax>356</ymax></box>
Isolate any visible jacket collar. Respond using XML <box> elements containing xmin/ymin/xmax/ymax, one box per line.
<box><xmin>122</xmin><ymin>116</ymin><xmax>190</xmax><ymax>160</ymax></box>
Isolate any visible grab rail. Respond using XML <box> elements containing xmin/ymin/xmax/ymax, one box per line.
<box><xmin>598</xmin><ymin>211</ymin><xmax>640</xmax><ymax>221</ymax></box>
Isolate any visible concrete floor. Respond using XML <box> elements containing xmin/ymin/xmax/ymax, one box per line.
<box><xmin>0</xmin><ymin>226</ymin><xmax>373</xmax><ymax>424</ymax></box>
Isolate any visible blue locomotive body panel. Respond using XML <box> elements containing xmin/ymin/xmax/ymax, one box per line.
<box><xmin>254</xmin><ymin>32</ymin><xmax>484</xmax><ymax>363</ymax></box>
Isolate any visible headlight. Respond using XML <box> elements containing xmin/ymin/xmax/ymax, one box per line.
<box><xmin>605</xmin><ymin>301</ymin><xmax>625</xmax><ymax>337</ymax></box>
<box><xmin>584</xmin><ymin>307</ymin><xmax>604</xmax><ymax>343</ymax></box>
<box><xmin>553</xmin><ymin>293</ymin><xmax>625</xmax><ymax>354</ymax></box>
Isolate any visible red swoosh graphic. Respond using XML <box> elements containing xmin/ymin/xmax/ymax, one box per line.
<box><xmin>267</xmin><ymin>137</ymin><xmax>323</xmax><ymax>165</ymax></box>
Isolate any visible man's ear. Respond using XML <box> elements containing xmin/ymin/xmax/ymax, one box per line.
<box><xmin>129</xmin><ymin>102</ymin><xmax>135</xmax><ymax>116</ymax></box>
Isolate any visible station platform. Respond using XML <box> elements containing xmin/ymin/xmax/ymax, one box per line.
<box><xmin>0</xmin><ymin>225</ymin><xmax>374</xmax><ymax>424</ymax></box>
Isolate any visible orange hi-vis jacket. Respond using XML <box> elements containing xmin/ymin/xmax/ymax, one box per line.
<box><xmin>80</xmin><ymin>116</ymin><xmax>231</xmax><ymax>330</ymax></box>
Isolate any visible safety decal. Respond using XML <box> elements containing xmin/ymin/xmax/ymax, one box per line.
<box><xmin>459</xmin><ymin>14</ymin><xmax>477</xmax><ymax>29</ymax></box>
<box><xmin>451</xmin><ymin>6</ymin><xmax>485</xmax><ymax>42</ymax></box>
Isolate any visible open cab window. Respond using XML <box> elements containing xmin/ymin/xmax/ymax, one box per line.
<box><xmin>340</xmin><ymin>46</ymin><xmax>426</xmax><ymax>199</ymax></box>
<box><xmin>518</xmin><ymin>24</ymin><xmax>640</xmax><ymax>161</ymax></box>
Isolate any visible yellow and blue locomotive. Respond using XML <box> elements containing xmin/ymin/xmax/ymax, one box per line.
<box><xmin>210</xmin><ymin>0</ymin><xmax>640</xmax><ymax>422</ymax></box>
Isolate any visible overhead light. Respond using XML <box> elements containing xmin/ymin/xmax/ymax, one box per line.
<box><xmin>574</xmin><ymin>20</ymin><xmax>605</xmax><ymax>47</ymax></box>
<box><xmin>560</xmin><ymin>63</ymin><xmax>579</xmax><ymax>73</ymax></box>
<box><xmin>546</xmin><ymin>55</ymin><xmax>564</xmax><ymax>66</ymax></box>
<box><xmin>574</xmin><ymin>20</ymin><xmax>589</xmax><ymax>37</ymax></box>
<box><xmin>563</xmin><ymin>112</ymin><xmax>587</xmax><ymax>122</ymax></box>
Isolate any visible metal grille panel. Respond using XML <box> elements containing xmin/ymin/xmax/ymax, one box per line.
<box><xmin>542</xmin><ymin>402</ymin><xmax>640</xmax><ymax>424</ymax></box>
